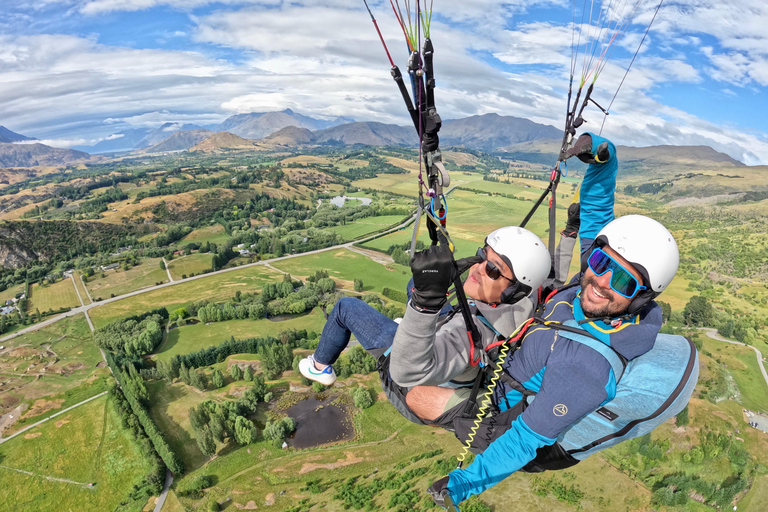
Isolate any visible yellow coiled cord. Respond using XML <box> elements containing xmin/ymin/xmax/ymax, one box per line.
<box><xmin>455</xmin><ymin>320</ymin><xmax>526</xmax><ymax>467</ymax></box>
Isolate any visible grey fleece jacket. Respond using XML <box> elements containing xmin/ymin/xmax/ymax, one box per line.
<box><xmin>390</xmin><ymin>299</ymin><xmax>534</xmax><ymax>387</ymax></box>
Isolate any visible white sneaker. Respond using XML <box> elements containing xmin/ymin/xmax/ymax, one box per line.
<box><xmin>299</xmin><ymin>354</ymin><xmax>337</xmax><ymax>386</ymax></box>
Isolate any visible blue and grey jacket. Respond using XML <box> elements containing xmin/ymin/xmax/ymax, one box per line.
<box><xmin>578</xmin><ymin>132</ymin><xmax>618</xmax><ymax>240</ymax></box>
<box><xmin>447</xmin><ymin>285</ymin><xmax>662</xmax><ymax>503</ymax></box>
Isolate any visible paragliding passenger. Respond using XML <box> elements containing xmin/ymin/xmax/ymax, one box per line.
<box><xmin>420</xmin><ymin>136</ymin><xmax>683</xmax><ymax>507</ymax></box>
<box><xmin>300</xmin><ymin>224</ymin><xmax>552</xmax><ymax>426</ymax></box>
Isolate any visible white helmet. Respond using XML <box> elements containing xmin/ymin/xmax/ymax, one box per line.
<box><xmin>588</xmin><ymin>215</ymin><xmax>679</xmax><ymax>313</ymax></box>
<box><xmin>485</xmin><ymin>226</ymin><xmax>551</xmax><ymax>303</ymax></box>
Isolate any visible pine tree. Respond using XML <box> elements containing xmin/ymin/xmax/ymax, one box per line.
<box><xmin>230</xmin><ymin>364</ymin><xmax>243</xmax><ymax>381</ymax></box>
<box><xmin>243</xmin><ymin>365</ymin><xmax>254</xmax><ymax>382</ymax></box>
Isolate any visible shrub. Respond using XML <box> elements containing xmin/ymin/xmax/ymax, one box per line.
<box><xmin>353</xmin><ymin>386</ymin><xmax>374</xmax><ymax>409</ymax></box>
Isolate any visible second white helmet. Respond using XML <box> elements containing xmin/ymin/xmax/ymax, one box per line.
<box><xmin>593</xmin><ymin>214</ymin><xmax>679</xmax><ymax>294</ymax></box>
<box><xmin>485</xmin><ymin>226</ymin><xmax>551</xmax><ymax>302</ymax></box>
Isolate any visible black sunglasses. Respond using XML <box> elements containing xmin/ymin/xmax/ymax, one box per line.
<box><xmin>476</xmin><ymin>247</ymin><xmax>514</xmax><ymax>282</ymax></box>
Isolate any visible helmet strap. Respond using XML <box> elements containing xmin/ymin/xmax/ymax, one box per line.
<box><xmin>500</xmin><ymin>280</ymin><xmax>532</xmax><ymax>304</ymax></box>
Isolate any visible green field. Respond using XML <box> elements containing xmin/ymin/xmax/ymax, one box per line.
<box><xmin>167</xmin><ymin>252</ymin><xmax>214</xmax><ymax>280</ymax></box>
<box><xmin>84</xmin><ymin>258</ymin><xmax>168</xmax><ymax>300</ymax></box>
<box><xmin>352</xmin><ymin>164</ymin><xmax>486</xmax><ymax>198</ymax></box>
<box><xmin>0</xmin><ymin>283</ymin><xmax>25</xmax><ymax>305</ymax></box>
<box><xmin>28</xmin><ymin>278</ymin><xmax>81</xmax><ymax>312</ymax></box>
<box><xmin>271</xmin><ymin>248</ymin><xmax>411</xmax><ymax>293</ymax></box>
<box><xmin>361</xmin><ymin>186</ymin><xmax>561</xmax><ymax>259</ymax></box>
<box><xmin>327</xmin><ymin>214</ymin><xmax>409</xmax><ymax>241</ymax></box>
<box><xmin>153</xmin><ymin>308</ymin><xmax>327</xmax><ymax>362</ymax></box>
<box><xmin>181</xmin><ymin>224</ymin><xmax>231</xmax><ymax>246</ymax></box>
<box><xmin>147</xmin><ymin>380</ymin><xmax>210</xmax><ymax>471</ymax></box>
<box><xmin>0</xmin><ymin>315</ymin><xmax>111</xmax><ymax>433</ymax></box>
<box><xmin>0</xmin><ymin>394</ymin><xmax>153</xmax><ymax>512</ymax></box>
<box><xmin>699</xmin><ymin>335</ymin><xmax>768</xmax><ymax>412</ymax></box>
<box><xmin>88</xmin><ymin>264</ymin><xmax>283</xmax><ymax>328</ymax></box>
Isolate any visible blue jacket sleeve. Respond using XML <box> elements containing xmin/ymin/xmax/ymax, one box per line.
<box><xmin>446</xmin><ymin>417</ymin><xmax>556</xmax><ymax>503</ymax></box>
<box><xmin>578</xmin><ymin>132</ymin><xmax>618</xmax><ymax>240</ymax></box>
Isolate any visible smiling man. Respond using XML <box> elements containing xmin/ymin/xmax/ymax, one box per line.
<box><xmin>414</xmin><ymin>136</ymin><xmax>682</xmax><ymax>507</ymax></box>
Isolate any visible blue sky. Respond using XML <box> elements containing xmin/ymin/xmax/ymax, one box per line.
<box><xmin>1</xmin><ymin>0</ymin><xmax>767</xmax><ymax>164</ymax></box>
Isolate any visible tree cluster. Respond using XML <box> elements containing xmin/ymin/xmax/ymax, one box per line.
<box><xmin>106</xmin><ymin>352</ymin><xmax>184</xmax><ymax>473</ymax></box>
<box><xmin>262</xmin><ymin>416</ymin><xmax>297</xmax><ymax>443</ymax></box>
<box><xmin>109</xmin><ymin>386</ymin><xmax>166</xmax><ymax>500</ymax></box>
<box><xmin>95</xmin><ymin>309</ymin><xmax>168</xmax><ymax>355</ymax></box>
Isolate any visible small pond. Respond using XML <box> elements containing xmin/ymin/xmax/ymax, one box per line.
<box><xmin>285</xmin><ymin>395</ymin><xmax>355</xmax><ymax>449</ymax></box>
<box><xmin>329</xmin><ymin>195</ymin><xmax>372</xmax><ymax>207</ymax></box>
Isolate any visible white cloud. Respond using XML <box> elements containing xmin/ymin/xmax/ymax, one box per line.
<box><xmin>14</xmin><ymin>138</ymin><xmax>87</xmax><ymax>148</ymax></box>
<box><xmin>0</xmin><ymin>0</ymin><xmax>766</xmax><ymax>165</ymax></box>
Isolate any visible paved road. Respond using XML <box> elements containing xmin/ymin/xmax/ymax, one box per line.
<box><xmin>153</xmin><ymin>469</ymin><xmax>174</xmax><ymax>512</ymax></box>
<box><xmin>0</xmin><ymin>391</ymin><xmax>108</xmax><ymax>445</ymax></box>
<box><xmin>699</xmin><ymin>328</ymin><xmax>768</xmax><ymax>390</ymax></box>
<box><xmin>0</xmin><ymin>213</ymin><xmax>416</xmax><ymax>344</ymax></box>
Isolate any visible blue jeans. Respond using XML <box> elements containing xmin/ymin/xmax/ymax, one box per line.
<box><xmin>313</xmin><ymin>297</ymin><xmax>398</xmax><ymax>365</ymax></box>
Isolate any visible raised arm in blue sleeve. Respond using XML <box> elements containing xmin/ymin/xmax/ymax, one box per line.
<box><xmin>578</xmin><ymin>132</ymin><xmax>618</xmax><ymax>240</ymax></box>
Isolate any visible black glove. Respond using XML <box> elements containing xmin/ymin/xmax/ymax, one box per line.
<box><xmin>427</xmin><ymin>476</ymin><xmax>454</xmax><ymax>509</ymax></box>
<box><xmin>410</xmin><ymin>242</ymin><xmax>457</xmax><ymax>312</ymax></box>
<box><xmin>561</xmin><ymin>202</ymin><xmax>580</xmax><ymax>238</ymax></box>
<box><xmin>565</xmin><ymin>134</ymin><xmax>610</xmax><ymax>164</ymax></box>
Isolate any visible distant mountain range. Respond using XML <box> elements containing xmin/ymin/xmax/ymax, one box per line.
<box><xmin>0</xmin><ymin>110</ymin><xmax>751</xmax><ymax>170</ymax></box>
<box><xmin>499</xmin><ymin>139</ymin><xmax>745</xmax><ymax>173</ymax></box>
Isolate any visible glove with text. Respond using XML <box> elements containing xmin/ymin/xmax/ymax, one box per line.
<box><xmin>410</xmin><ymin>240</ymin><xmax>482</xmax><ymax>313</ymax></box>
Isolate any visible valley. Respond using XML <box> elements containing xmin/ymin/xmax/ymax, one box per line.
<box><xmin>0</xmin><ymin>129</ymin><xmax>767</xmax><ymax>512</ymax></box>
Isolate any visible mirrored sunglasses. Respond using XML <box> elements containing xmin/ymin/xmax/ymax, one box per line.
<box><xmin>587</xmin><ymin>247</ymin><xmax>646</xmax><ymax>299</ymax></box>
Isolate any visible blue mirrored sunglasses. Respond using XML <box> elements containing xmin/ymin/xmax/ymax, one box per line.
<box><xmin>587</xmin><ymin>247</ymin><xmax>646</xmax><ymax>299</ymax></box>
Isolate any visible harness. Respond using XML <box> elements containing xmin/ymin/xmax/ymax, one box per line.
<box><xmin>453</xmin><ymin>300</ymin><xmax>629</xmax><ymax>470</ymax></box>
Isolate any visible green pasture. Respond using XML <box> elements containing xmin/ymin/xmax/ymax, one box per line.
<box><xmin>147</xmin><ymin>380</ymin><xmax>210</xmax><ymax>472</ymax></box>
<box><xmin>88</xmin><ymin>265</ymin><xmax>283</xmax><ymax>328</ymax></box>
<box><xmin>270</xmin><ymin>248</ymin><xmax>411</xmax><ymax>293</ymax></box>
<box><xmin>700</xmin><ymin>336</ymin><xmax>768</xmax><ymax>413</ymax></box>
<box><xmin>0</xmin><ymin>315</ymin><xmax>111</xmax><ymax>431</ymax></box>
<box><xmin>361</xmin><ymin>187</ymin><xmax>559</xmax><ymax>259</ymax></box>
<box><xmin>0</xmin><ymin>283</ymin><xmax>25</xmax><ymax>305</ymax></box>
<box><xmin>351</xmin><ymin>168</ymin><xmax>485</xmax><ymax>198</ymax></box>
<box><xmin>180</xmin><ymin>224</ymin><xmax>231</xmax><ymax>246</ymax></box>
<box><xmin>28</xmin><ymin>278</ymin><xmax>81</xmax><ymax>312</ymax></box>
<box><xmin>153</xmin><ymin>308</ymin><xmax>327</xmax><ymax>362</ymax></box>
<box><xmin>167</xmin><ymin>252</ymin><xmax>214</xmax><ymax>279</ymax></box>
<box><xmin>84</xmin><ymin>257</ymin><xmax>168</xmax><ymax>300</ymax></box>
<box><xmin>327</xmin><ymin>214</ymin><xmax>409</xmax><ymax>241</ymax></box>
<box><xmin>0</xmin><ymin>394</ymin><xmax>153</xmax><ymax>512</ymax></box>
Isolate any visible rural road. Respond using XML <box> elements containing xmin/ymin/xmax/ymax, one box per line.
<box><xmin>153</xmin><ymin>469</ymin><xmax>174</xmax><ymax>512</ymax></box>
<box><xmin>699</xmin><ymin>327</ymin><xmax>768</xmax><ymax>390</ymax></box>
<box><xmin>0</xmin><ymin>213</ymin><xmax>417</xmax><ymax>344</ymax></box>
